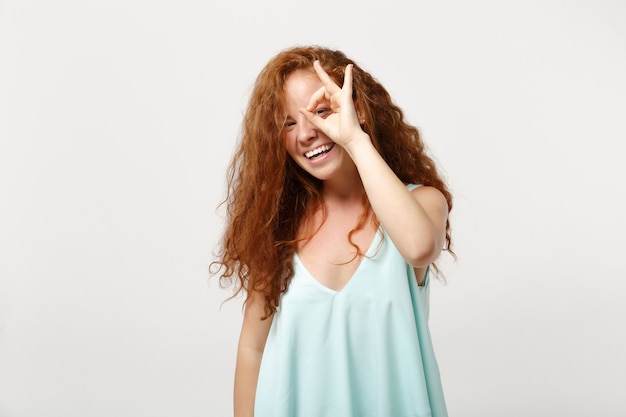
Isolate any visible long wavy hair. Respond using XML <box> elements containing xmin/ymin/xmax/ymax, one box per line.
<box><xmin>211</xmin><ymin>45</ymin><xmax>454</xmax><ymax>319</ymax></box>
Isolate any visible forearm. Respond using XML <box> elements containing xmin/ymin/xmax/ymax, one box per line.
<box><xmin>344</xmin><ymin>134</ymin><xmax>444</xmax><ymax>266</ymax></box>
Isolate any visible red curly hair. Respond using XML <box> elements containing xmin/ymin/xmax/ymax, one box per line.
<box><xmin>211</xmin><ymin>45</ymin><xmax>453</xmax><ymax>319</ymax></box>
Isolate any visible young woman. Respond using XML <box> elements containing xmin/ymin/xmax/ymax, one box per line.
<box><xmin>213</xmin><ymin>45</ymin><xmax>453</xmax><ymax>417</ymax></box>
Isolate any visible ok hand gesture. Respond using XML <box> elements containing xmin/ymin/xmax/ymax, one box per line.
<box><xmin>300</xmin><ymin>61</ymin><xmax>369</xmax><ymax>150</ymax></box>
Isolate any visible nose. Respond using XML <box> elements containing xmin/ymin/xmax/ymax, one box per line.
<box><xmin>296</xmin><ymin>117</ymin><xmax>317</xmax><ymax>143</ymax></box>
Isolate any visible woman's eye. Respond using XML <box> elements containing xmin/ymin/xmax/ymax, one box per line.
<box><xmin>315</xmin><ymin>108</ymin><xmax>330</xmax><ymax>117</ymax></box>
<box><xmin>284</xmin><ymin>120</ymin><xmax>295</xmax><ymax>129</ymax></box>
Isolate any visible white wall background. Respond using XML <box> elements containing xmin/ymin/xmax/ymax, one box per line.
<box><xmin>1</xmin><ymin>1</ymin><xmax>625</xmax><ymax>416</ymax></box>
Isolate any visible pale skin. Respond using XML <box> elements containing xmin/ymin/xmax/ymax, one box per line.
<box><xmin>233</xmin><ymin>61</ymin><xmax>449</xmax><ymax>417</ymax></box>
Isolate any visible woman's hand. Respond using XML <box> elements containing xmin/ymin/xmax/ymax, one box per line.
<box><xmin>300</xmin><ymin>60</ymin><xmax>370</xmax><ymax>150</ymax></box>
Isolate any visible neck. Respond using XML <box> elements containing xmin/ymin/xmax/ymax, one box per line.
<box><xmin>320</xmin><ymin>169</ymin><xmax>364</xmax><ymax>204</ymax></box>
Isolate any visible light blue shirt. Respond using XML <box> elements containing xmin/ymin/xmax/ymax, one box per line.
<box><xmin>255</xmin><ymin>185</ymin><xmax>448</xmax><ymax>417</ymax></box>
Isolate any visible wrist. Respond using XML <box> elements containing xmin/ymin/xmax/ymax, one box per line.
<box><xmin>344</xmin><ymin>133</ymin><xmax>375</xmax><ymax>160</ymax></box>
<box><xmin>342</xmin><ymin>132</ymin><xmax>374</xmax><ymax>158</ymax></box>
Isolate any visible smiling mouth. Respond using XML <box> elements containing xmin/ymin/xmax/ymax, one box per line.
<box><xmin>305</xmin><ymin>143</ymin><xmax>335</xmax><ymax>159</ymax></box>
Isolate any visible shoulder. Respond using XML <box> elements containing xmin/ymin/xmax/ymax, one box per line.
<box><xmin>408</xmin><ymin>185</ymin><xmax>447</xmax><ymax>204</ymax></box>
<box><xmin>409</xmin><ymin>185</ymin><xmax>449</xmax><ymax>219</ymax></box>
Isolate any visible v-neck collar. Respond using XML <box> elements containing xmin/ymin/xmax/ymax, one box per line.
<box><xmin>294</xmin><ymin>228</ymin><xmax>383</xmax><ymax>295</ymax></box>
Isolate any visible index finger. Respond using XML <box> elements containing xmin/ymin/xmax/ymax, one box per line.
<box><xmin>305</xmin><ymin>85</ymin><xmax>328</xmax><ymax>112</ymax></box>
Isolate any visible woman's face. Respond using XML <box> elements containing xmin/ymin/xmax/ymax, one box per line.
<box><xmin>282</xmin><ymin>70</ymin><xmax>353</xmax><ymax>181</ymax></box>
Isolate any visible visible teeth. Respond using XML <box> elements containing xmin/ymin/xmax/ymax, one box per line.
<box><xmin>305</xmin><ymin>144</ymin><xmax>334</xmax><ymax>159</ymax></box>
